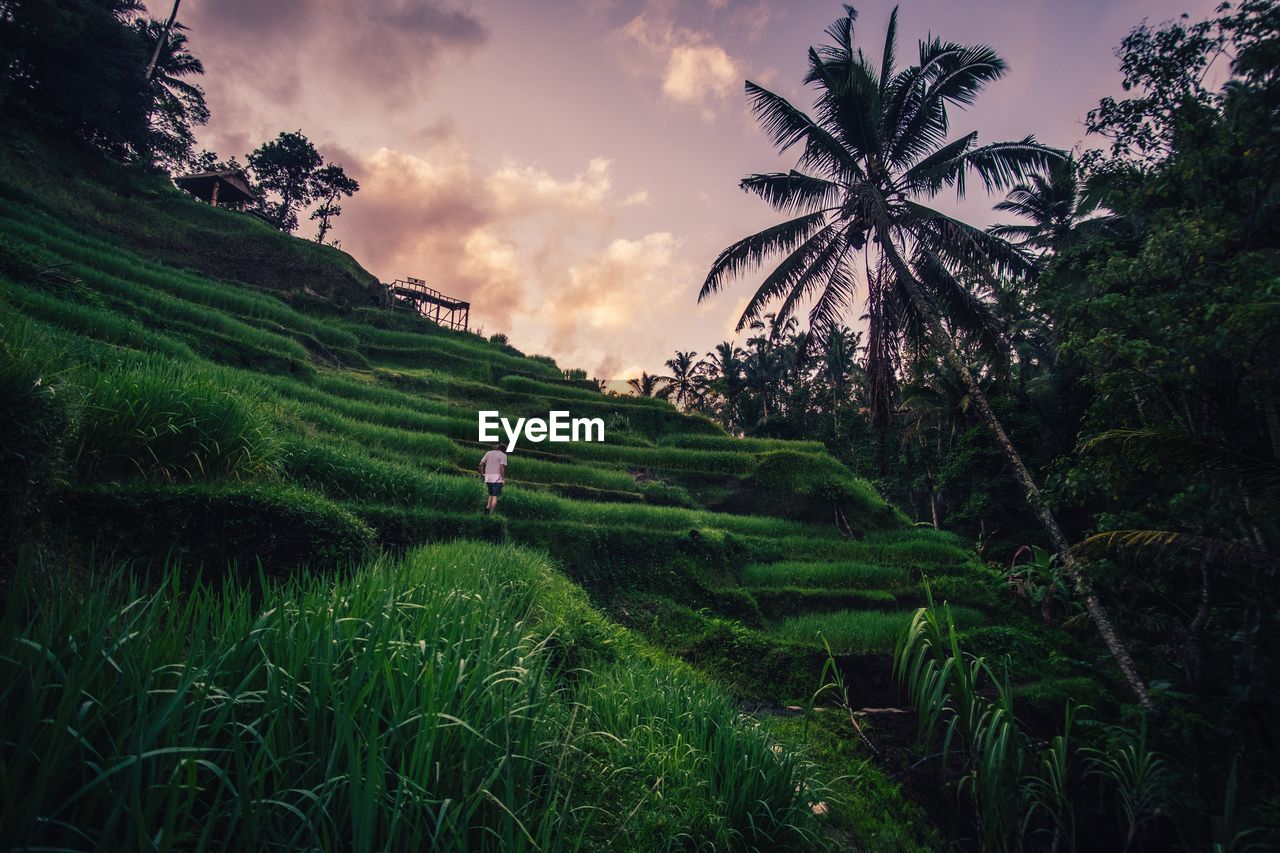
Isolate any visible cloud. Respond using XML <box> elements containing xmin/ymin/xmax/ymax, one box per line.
<box><xmin>544</xmin><ymin>231</ymin><xmax>696</xmax><ymax>375</ymax></box>
<box><xmin>320</xmin><ymin>123</ymin><xmax>695</xmax><ymax>360</ymax></box>
<box><xmin>488</xmin><ymin>157</ymin><xmax>613</xmax><ymax>215</ymax></box>
<box><xmin>619</xmin><ymin>14</ymin><xmax>743</xmax><ymax>120</ymax></box>
<box><xmin>182</xmin><ymin>0</ymin><xmax>488</xmax><ymax>148</ymax></box>
<box><xmin>663</xmin><ymin>42</ymin><xmax>739</xmax><ymax>107</ymax></box>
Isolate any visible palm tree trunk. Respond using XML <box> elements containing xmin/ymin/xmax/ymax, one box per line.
<box><xmin>144</xmin><ymin>0</ymin><xmax>183</xmax><ymax>84</ymax></box>
<box><xmin>896</xmin><ymin>270</ymin><xmax>1152</xmax><ymax>709</ymax></box>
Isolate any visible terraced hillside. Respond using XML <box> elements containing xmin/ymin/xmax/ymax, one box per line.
<box><xmin>0</xmin><ymin>132</ymin><xmax>1036</xmax><ymax>848</ymax></box>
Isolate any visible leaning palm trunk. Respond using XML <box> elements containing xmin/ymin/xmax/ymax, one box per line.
<box><xmin>891</xmin><ymin>256</ymin><xmax>1152</xmax><ymax>709</ymax></box>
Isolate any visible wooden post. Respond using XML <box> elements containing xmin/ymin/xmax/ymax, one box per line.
<box><xmin>210</xmin><ymin>179</ymin><xmax>221</xmax><ymax>208</ymax></box>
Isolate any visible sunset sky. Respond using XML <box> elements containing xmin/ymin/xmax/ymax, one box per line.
<box><xmin>183</xmin><ymin>0</ymin><xmax>1217</xmax><ymax>379</ymax></box>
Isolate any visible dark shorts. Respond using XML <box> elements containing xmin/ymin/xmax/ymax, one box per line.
<box><xmin>486</xmin><ymin>481</ymin><xmax>504</xmax><ymax>497</ymax></box>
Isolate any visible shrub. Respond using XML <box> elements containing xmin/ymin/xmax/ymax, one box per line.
<box><xmin>639</xmin><ymin>478</ymin><xmax>697</xmax><ymax>507</ymax></box>
<box><xmin>61</xmin><ymin>481</ymin><xmax>374</xmax><ymax>574</ymax></box>
<box><xmin>729</xmin><ymin>450</ymin><xmax>901</xmax><ymax>532</ymax></box>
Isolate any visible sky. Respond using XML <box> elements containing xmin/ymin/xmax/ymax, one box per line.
<box><xmin>181</xmin><ymin>0</ymin><xmax>1219</xmax><ymax>380</ymax></box>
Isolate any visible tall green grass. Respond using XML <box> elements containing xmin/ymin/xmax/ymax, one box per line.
<box><xmin>2</xmin><ymin>277</ymin><xmax>198</xmax><ymax>358</ymax></box>
<box><xmin>73</xmin><ymin>360</ymin><xmax>278</xmax><ymax>482</ymax></box>
<box><xmin>774</xmin><ymin>530</ymin><xmax>974</xmax><ymax>568</ymax></box>
<box><xmin>352</xmin><ymin>324</ymin><xmax>561</xmax><ymax>379</ymax></box>
<box><xmin>660</xmin><ymin>433</ymin><xmax>825</xmax><ymax>453</ymax></box>
<box><xmin>499</xmin><ymin>374</ymin><xmax>671</xmax><ymax>409</ymax></box>
<box><xmin>0</xmin><ymin>201</ymin><xmax>361</xmax><ymax>350</ymax></box>
<box><xmin>743</xmin><ymin>560</ymin><xmax>913</xmax><ymax>590</ymax></box>
<box><xmin>776</xmin><ymin>606</ymin><xmax>986</xmax><ymax>653</ymax></box>
<box><xmin>0</xmin><ymin>215</ymin><xmax>314</xmax><ymax>367</ymax></box>
<box><xmin>0</xmin><ymin>542</ymin><xmax>825</xmax><ymax>850</ymax></box>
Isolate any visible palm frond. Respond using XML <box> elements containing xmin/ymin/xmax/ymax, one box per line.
<box><xmin>700</xmin><ymin>212</ymin><xmax>828</xmax><ymax>301</ymax></box>
<box><xmin>911</xmin><ymin>249</ymin><xmax>1005</xmax><ymax>361</ymax></box>
<box><xmin>805</xmin><ymin>258</ymin><xmax>859</xmax><ymax>336</ymax></box>
<box><xmin>739</xmin><ymin>171</ymin><xmax>842</xmax><ymax>215</ymax></box>
<box><xmin>1078</xmin><ymin>530</ymin><xmax>1279</xmax><ymax>571</ymax></box>
<box><xmin>903</xmin><ymin>200</ymin><xmax>1034</xmax><ymax>279</ymax></box>
<box><xmin>946</xmin><ymin>138</ymin><xmax>1066</xmax><ymax>198</ymax></box>
<box><xmin>921</xmin><ymin>41</ymin><xmax>1006</xmax><ymax>108</ymax></box>
<box><xmin>898</xmin><ymin>131</ymin><xmax>978</xmax><ymax>192</ymax></box>
<box><xmin>745</xmin><ymin>81</ymin><xmax>863</xmax><ymax>180</ymax></box>
<box><xmin>1082</xmin><ymin>427</ymin><xmax>1280</xmax><ymax>497</ymax></box>
<box><xmin>808</xmin><ymin>44</ymin><xmax>884</xmax><ymax>162</ymax></box>
<box><xmin>745</xmin><ymin>228</ymin><xmax>848</xmax><ymax>330</ymax></box>
<box><xmin>735</xmin><ymin>224</ymin><xmax>838</xmax><ymax>330</ymax></box>
<box><xmin>879</xmin><ymin>7</ymin><xmax>899</xmax><ymax>92</ymax></box>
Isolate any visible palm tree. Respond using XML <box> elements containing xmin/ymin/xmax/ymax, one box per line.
<box><xmin>699</xmin><ymin>6</ymin><xmax>1149</xmax><ymax>705</ymax></box>
<box><xmin>702</xmin><ymin>342</ymin><xmax>747</xmax><ymax>430</ymax></box>
<box><xmin>626</xmin><ymin>371</ymin><xmax>670</xmax><ymax>398</ymax></box>
<box><xmin>135</xmin><ymin>17</ymin><xmax>208</xmax><ymax>167</ymax></box>
<box><xmin>900</xmin><ymin>353</ymin><xmax>992</xmax><ymax>528</ymax></box>
<box><xmin>817</xmin><ymin>325</ymin><xmax>863</xmax><ymax>436</ymax></box>
<box><xmin>990</xmin><ymin>157</ymin><xmax>1115</xmax><ymax>250</ymax></box>
<box><xmin>662</xmin><ymin>351</ymin><xmax>705</xmax><ymax>409</ymax></box>
<box><xmin>743</xmin><ymin>314</ymin><xmax>795</xmax><ymax>425</ymax></box>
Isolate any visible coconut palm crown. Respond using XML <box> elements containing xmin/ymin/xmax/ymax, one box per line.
<box><xmin>699</xmin><ymin>4</ymin><xmax>1063</xmax><ymax>433</ymax></box>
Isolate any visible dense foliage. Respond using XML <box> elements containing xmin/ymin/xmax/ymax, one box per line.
<box><xmin>653</xmin><ymin>2</ymin><xmax>1280</xmax><ymax>845</ymax></box>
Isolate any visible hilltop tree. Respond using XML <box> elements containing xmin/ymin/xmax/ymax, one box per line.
<box><xmin>699</xmin><ymin>5</ymin><xmax>1150</xmax><ymax>704</ymax></box>
<box><xmin>702</xmin><ymin>342</ymin><xmax>747</xmax><ymax>430</ymax></box>
<box><xmin>247</xmin><ymin>131</ymin><xmax>323</xmax><ymax>232</ymax></box>
<box><xmin>310</xmin><ymin>163</ymin><xmax>360</xmax><ymax>244</ymax></box>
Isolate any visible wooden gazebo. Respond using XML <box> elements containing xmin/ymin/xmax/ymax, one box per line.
<box><xmin>174</xmin><ymin>169</ymin><xmax>254</xmax><ymax>208</ymax></box>
<box><xmin>386</xmin><ymin>276</ymin><xmax>470</xmax><ymax>331</ymax></box>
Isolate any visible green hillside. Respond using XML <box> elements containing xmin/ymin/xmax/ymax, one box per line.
<box><xmin>0</xmin><ymin>130</ymin><xmax>1067</xmax><ymax>849</ymax></box>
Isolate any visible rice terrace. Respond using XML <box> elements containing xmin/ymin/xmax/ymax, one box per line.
<box><xmin>1</xmin><ymin>1</ymin><xmax>1277</xmax><ymax>851</ymax></box>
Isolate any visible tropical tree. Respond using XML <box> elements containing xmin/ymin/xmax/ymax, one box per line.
<box><xmin>743</xmin><ymin>315</ymin><xmax>793</xmax><ymax>425</ymax></box>
<box><xmin>247</xmin><ymin>130</ymin><xmax>323</xmax><ymax>232</ymax></box>
<box><xmin>0</xmin><ymin>0</ymin><xmax>152</xmax><ymax>159</ymax></box>
<box><xmin>699</xmin><ymin>5</ymin><xmax>1149</xmax><ymax>704</ymax></box>
<box><xmin>310</xmin><ymin>163</ymin><xmax>360</xmax><ymax>244</ymax></box>
<box><xmin>661</xmin><ymin>351</ymin><xmax>704</xmax><ymax>409</ymax></box>
<box><xmin>135</xmin><ymin>18</ymin><xmax>208</xmax><ymax>169</ymax></box>
<box><xmin>626</xmin><ymin>371</ymin><xmax>670</xmax><ymax>398</ymax></box>
<box><xmin>990</xmin><ymin>157</ymin><xmax>1117</xmax><ymax>251</ymax></box>
<box><xmin>702</xmin><ymin>341</ymin><xmax>747</xmax><ymax>430</ymax></box>
<box><xmin>816</xmin><ymin>324</ymin><xmax>862</xmax><ymax>436</ymax></box>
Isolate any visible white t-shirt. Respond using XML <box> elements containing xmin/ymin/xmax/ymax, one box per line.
<box><xmin>480</xmin><ymin>449</ymin><xmax>507</xmax><ymax>483</ymax></box>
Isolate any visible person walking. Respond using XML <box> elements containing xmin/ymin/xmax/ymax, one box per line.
<box><xmin>478</xmin><ymin>443</ymin><xmax>507</xmax><ymax>514</ymax></box>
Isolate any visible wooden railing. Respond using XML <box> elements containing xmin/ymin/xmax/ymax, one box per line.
<box><xmin>385</xmin><ymin>277</ymin><xmax>470</xmax><ymax>331</ymax></box>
